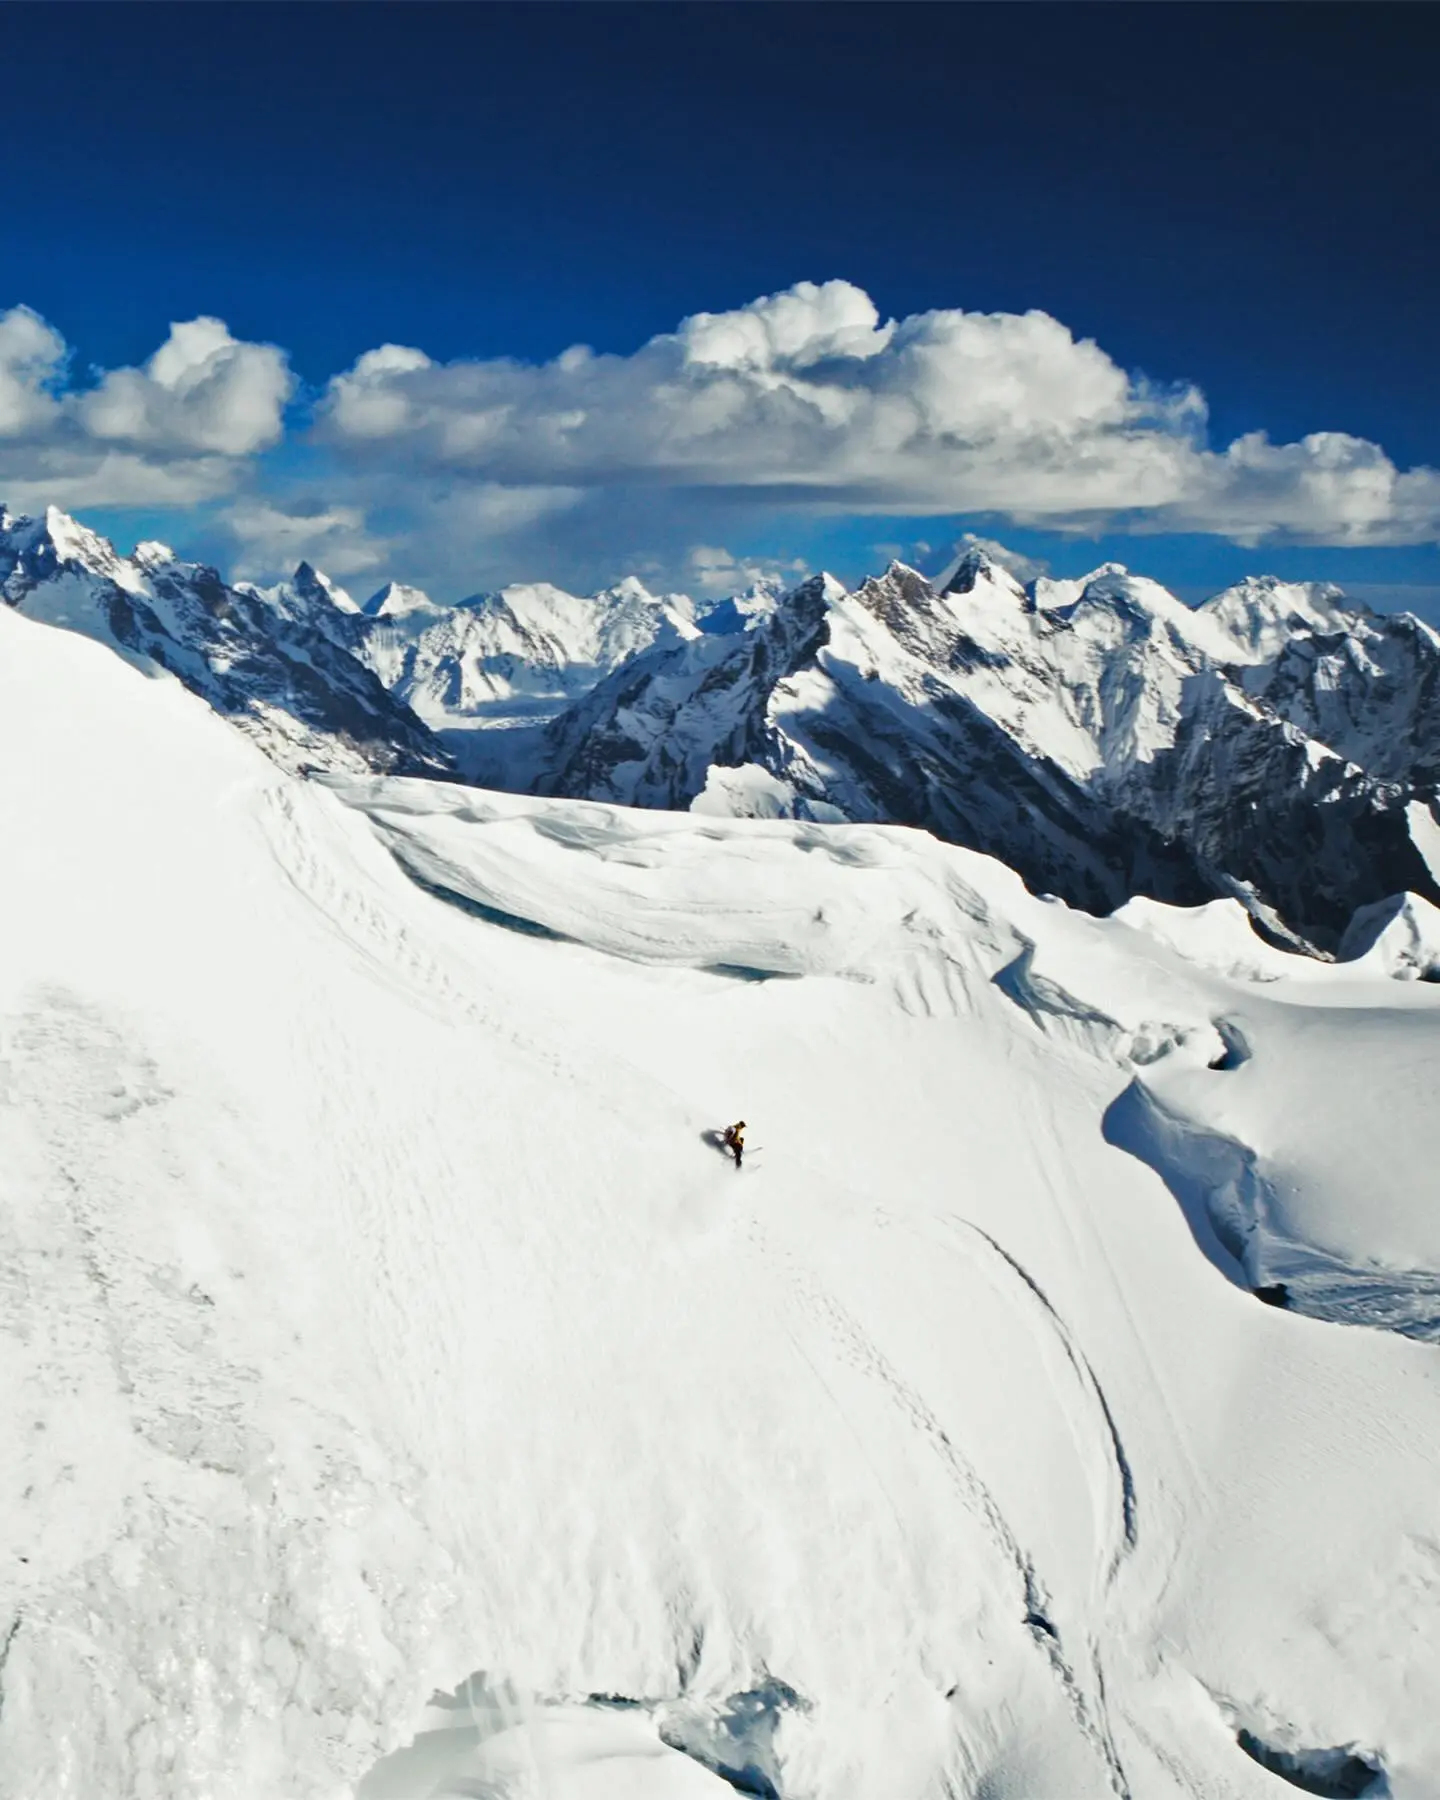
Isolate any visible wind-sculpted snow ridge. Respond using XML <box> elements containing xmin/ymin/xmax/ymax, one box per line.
<box><xmin>0</xmin><ymin>505</ymin><xmax>453</xmax><ymax>779</ymax></box>
<box><xmin>1339</xmin><ymin>891</ymin><xmax>1440</xmax><ymax>981</ymax></box>
<box><xmin>8</xmin><ymin>599</ymin><xmax>1440</xmax><ymax>1799</ymax></box>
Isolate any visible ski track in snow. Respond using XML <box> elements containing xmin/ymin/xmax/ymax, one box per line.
<box><xmin>733</xmin><ymin>1162</ymin><xmax>1143</xmax><ymax>1800</ymax></box>
<box><xmin>940</xmin><ymin>1219</ymin><xmax>1138</xmax><ymax>1576</ymax></box>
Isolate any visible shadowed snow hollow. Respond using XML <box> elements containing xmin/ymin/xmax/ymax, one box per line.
<box><xmin>4</xmin><ymin>601</ymin><xmax>1440</xmax><ymax>1799</ymax></box>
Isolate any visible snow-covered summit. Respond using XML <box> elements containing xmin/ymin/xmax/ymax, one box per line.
<box><xmin>293</xmin><ymin>558</ymin><xmax>361</xmax><ymax>613</ymax></box>
<box><xmin>693</xmin><ymin>574</ymin><xmax>787</xmax><ymax>634</ymax></box>
<box><xmin>352</xmin><ymin>572</ymin><xmax>703</xmax><ymax>782</ymax></box>
<box><xmin>1233</xmin><ymin>591</ymin><xmax>1440</xmax><ymax>791</ymax></box>
<box><xmin>0</xmin><ymin>506</ymin><xmax>451</xmax><ymax>779</ymax></box>
<box><xmin>1202</xmin><ymin>573</ymin><xmax>1359</xmax><ymax>663</ymax></box>
<box><xmin>520</xmin><ymin>550</ymin><xmax>1440</xmax><ymax>950</ymax></box>
<box><xmin>1</xmin><ymin>501</ymin><xmax>146</xmax><ymax>596</ymax></box>
<box><xmin>932</xmin><ymin>543</ymin><xmax>1029</xmax><ymax>605</ymax></box>
<box><xmin>133</xmin><ymin>539</ymin><xmax>181</xmax><ymax>572</ymax></box>
<box><xmin>363</xmin><ymin>579</ymin><xmax>441</xmax><ymax>619</ymax></box>
<box><xmin>242</xmin><ymin>560</ymin><xmax>365</xmax><ymax>641</ymax></box>
<box><xmin>1053</xmin><ymin>563</ymin><xmax>1241</xmax><ymax>664</ymax></box>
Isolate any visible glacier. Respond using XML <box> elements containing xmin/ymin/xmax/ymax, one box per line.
<box><xmin>3</xmin><ymin>582</ymin><xmax>1440</xmax><ymax>1797</ymax></box>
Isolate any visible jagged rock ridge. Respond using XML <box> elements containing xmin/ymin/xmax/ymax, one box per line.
<box><xmin>0</xmin><ymin>507</ymin><xmax>452</xmax><ymax>779</ymax></box>
<box><xmin>529</xmin><ymin>551</ymin><xmax>1440</xmax><ymax>951</ymax></box>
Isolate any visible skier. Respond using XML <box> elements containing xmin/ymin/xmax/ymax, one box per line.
<box><xmin>722</xmin><ymin>1120</ymin><xmax>746</xmax><ymax>1169</ymax></box>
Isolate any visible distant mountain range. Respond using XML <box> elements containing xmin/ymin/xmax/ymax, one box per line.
<box><xmin>5</xmin><ymin>502</ymin><xmax>1438</xmax><ymax>954</ymax></box>
<box><xmin>0</xmin><ymin>506</ymin><xmax>450</xmax><ymax>781</ymax></box>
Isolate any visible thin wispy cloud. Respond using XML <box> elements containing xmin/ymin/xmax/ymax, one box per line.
<box><xmin>223</xmin><ymin>497</ymin><xmax>384</xmax><ymax>580</ymax></box>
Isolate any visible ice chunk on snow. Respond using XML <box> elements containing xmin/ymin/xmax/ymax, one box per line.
<box><xmin>690</xmin><ymin>761</ymin><xmax>846</xmax><ymax>822</ymax></box>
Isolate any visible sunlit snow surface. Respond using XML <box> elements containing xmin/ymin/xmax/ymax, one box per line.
<box><xmin>3</xmin><ymin>602</ymin><xmax>1440</xmax><ymax>1800</ymax></box>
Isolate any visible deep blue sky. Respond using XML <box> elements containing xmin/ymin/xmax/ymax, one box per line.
<box><xmin>3</xmin><ymin>2</ymin><xmax>1437</xmax><ymax>603</ymax></box>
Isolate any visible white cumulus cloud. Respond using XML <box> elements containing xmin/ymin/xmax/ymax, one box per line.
<box><xmin>0</xmin><ymin>305</ymin><xmax>66</xmax><ymax>436</ymax></box>
<box><xmin>315</xmin><ymin>278</ymin><xmax>1440</xmax><ymax>553</ymax></box>
<box><xmin>1162</xmin><ymin>430</ymin><xmax>1440</xmax><ymax>547</ymax></box>
<box><xmin>0</xmin><ymin>305</ymin><xmax>293</xmax><ymax>512</ymax></box>
<box><xmin>685</xmin><ymin>544</ymin><xmax>809</xmax><ymax>597</ymax></box>
<box><xmin>5</xmin><ymin>285</ymin><xmax>1439</xmax><ymax>597</ymax></box>
<box><xmin>79</xmin><ymin>317</ymin><xmax>291</xmax><ymax>455</ymax></box>
<box><xmin>223</xmin><ymin>498</ymin><xmax>387</xmax><ymax>580</ymax></box>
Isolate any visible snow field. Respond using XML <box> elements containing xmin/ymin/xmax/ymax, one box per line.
<box><xmin>2</xmin><ymin>601</ymin><xmax>1440</xmax><ymax>1797</ymax></box>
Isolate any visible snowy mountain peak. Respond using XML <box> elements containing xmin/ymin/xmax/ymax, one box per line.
<box><xmin>599</xmin><ymin>573</ymin><xmax>661</xmax><ymax>606</ymax></box>
<box><xmin>43</xmin><ymin>502</ymin><xmax>90</xmax><ymax>554</ymax></box>
<box><xmin>933</xmin><ymin>544</ymin><xmax>1028</xmax><ymax>605</ymax></box>
<box><xmin>292</xmin><ymin>560</ymin><xmax>360</xmax><ymax>614</ymax></box>
<box><xmin>1056</xmin><ymin>563</ymin><xmax>1242</xmax><ymax>663</ymax></box>
<box><xmin>1202</xmin><ymin>573</ymin><xmax>1359</xmax><ymax>663</ymax></box>
<box><xmin>0</xmin><ymin>503</ymin><xmax>44</xmax><ymax>552</ymax></box>
<box><xmin>133</xmin><ymin>539</ymin><xmax>179</xmax><ymax>569</ymax></box>
<box><xmin>693</xmin><ymin>578</ymin><xmax>782</xmax><ymax>636</ymax></box>
<box><xmin>1073</xmin><ymin>566</ymin><xmax>1168</xmax><ymax>615</ymax></box>
<box><xmin>41</xmin><ymin>503</ymin><xmax>131</xmax><ymax>579</ymax></box>
<box><xmin>1</xmin><ymin>509</ymin><xmax>452</xmax><ymax>780</ymax></box>
<box><xmin>1</xmin><ymin>502</ymin><xmax>138</xmax><ymax>594</ymax></box>
<box><xmin>363</xmin><ymin>579</ymin><xmax>440</xmax><ymax>619</ymax></box>
<box><xmin>350</xmin><ymin>571</ymin><xmax>722</xmax><ymax>783</ymax></box>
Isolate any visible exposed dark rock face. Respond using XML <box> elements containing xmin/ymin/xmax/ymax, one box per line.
<box><xmin>0</xmin><ymin>507</ymin><xmax>453</xmax><ymax>780</ymax></box>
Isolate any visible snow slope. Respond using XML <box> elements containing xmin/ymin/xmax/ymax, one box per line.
<box><xmin>3</xmin><ymin>600</ymin><xmax>1440</xmax><ymax>1799</ymax></box>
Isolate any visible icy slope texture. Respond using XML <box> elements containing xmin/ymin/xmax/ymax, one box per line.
<box><xmin>533</xmin><ymin>551</ymin><xmax>1440</xmax><ymax>951</ymax></box>
<box><xmin>0</xmin><ymin>506</ymin><xmax>452</xmax><ymax>779</ymax></box>
<box><xmin>10</xmin><ymin>590</ymin><xmax>1440</xmax><ymax>1796</ymax></box>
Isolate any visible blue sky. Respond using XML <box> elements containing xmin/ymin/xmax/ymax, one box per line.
<box><xmin>2</xmin><ymin>3</ymin><xmax>1437</xmax><ymax>609</ymax></box>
